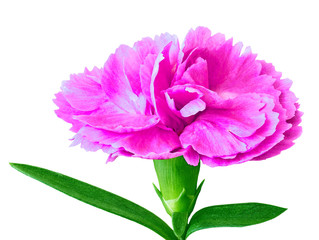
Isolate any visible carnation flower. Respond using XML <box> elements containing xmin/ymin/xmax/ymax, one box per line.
<box><xmin>54</xmin><ymin>26</ymin><xmax>302</xmax><ymax>167</ymax></box>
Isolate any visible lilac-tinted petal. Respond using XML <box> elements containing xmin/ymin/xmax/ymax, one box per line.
<box><xmin>254</xmin><ymin>109</ymin><xmax>303</xmax><ymax>160</ymax></box>
<box><xmin>71</xmin><ymin>132</ymin><xmax>117</xmax><ymax>153</ymax></box>
<box><xmin>236</xmin><ymin>94</ymin><xmax>279</xmax><ymax>149</ymax></box>
<box><xmin>133</xmin><ymin>37</ymin><xmax>157</xmax><ymax>60</ymax></box>
<box><xmin>53</xmin><ymin>92</ymin><xmax>90</xmax><ymax>132</ymax></box>
<box><xmin>182</xmin><ymin>27</ymin><xmax>225</xmax><ymax>60</ymax></box>
<box><xmin>75</xmin><ymin>113</ymin><xmax>160</xmax><ymax>133</ymax></box>
<box><xmin>77</xmin><ymin>125</ymin><xmax>182</xmax><ymax>159</ymax></box>
<box><xmin>180</xmin><ymin>98</ymin><xmax>206</xmax><ymax>118</ymax></box>
<box><xmin>102</xmin><ymin>45</ymin><xmax>145</xmax><ymax>113</ymax></box>
<box><xmin>274</xmin><ymin>78</ymin><xmax>298</xmax><ymax>119</ymax></box>
<box><xmin>61</xmin><ymin>67</ymin><xmax>106</xmax><ymax>111</ymax></box>
<box><xmin>200</xmin><ymin>155</ymin><xmax>237</xmax><ymax>167</ymax></box>
<box><xmin>112</xmin><ymin>125</ymin><xmax>182</xmax><ymax>158</ymax></box>
<box><xmin>180</xmin><ymin>120</ymin><xmax>247</xmax><ymax>158</ymax></box>
<box><xmin>198</xmin><ymin>94</ymin><xmax>266</xmax><ymax>138</ymax></box>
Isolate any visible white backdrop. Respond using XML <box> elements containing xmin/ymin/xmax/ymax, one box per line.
<box><xmin>1</xmin><ymin>0</ymin><xmax>318</xmax><ymax>239</ymax></box>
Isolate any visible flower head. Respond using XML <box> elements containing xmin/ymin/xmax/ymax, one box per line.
<box><xmin>54</xmin><ymin>27</ymin><xmax>302</xmax><ymax>167</ymax></box>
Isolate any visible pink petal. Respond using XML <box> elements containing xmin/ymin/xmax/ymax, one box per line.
<box><xmin>165</xmin><ymin>85</ymin><xmax>206</xmax><ymax>119</ymax></box>
<box><xmin>197</xmin><ymin>93</ymin><xmax>266</xmax><ymax>138</ymax></box>
<box><xmin>182</xmin><ymin>27</ymin><xmax>225</xmax><ymax>60</ymax></box>
<box><xmin>102</xmin><ymin>45</ymin><xmax>145</xmax><ymax>113</ymax></box>
<box><xmin>184</xmin><ymin>146</ymin><xmax>200</xmax><ymax>166</ymax></box>
<box><xmin>75</xmin><ymin>113</ymin><xmax>160</xmax><ymax>133</ymax></box>
<box><xmin>61</xmin><ymin>67</ymin><xmax>106</xmax><ymax>111</ymax></box>
<box><xmin>53</xmin><ymin>92</ymin><xmax>90</xmax><ymax>132</ymax></box>
<box><xmin>140</xmin><ymin>54</ymin><xmax>157</xmax><ymax>105</ymax></box>
<box><xmin>175</xmin><ymin>57</ymin><xmax>209</xmax><ymax>88</ymax></box>
<box><xmin>274</xmin><ymin>78</ymin><xmax>298</xmax><ymax>119</ymax></box>
<box><xmin>207</xmin><ymin>39</ymin><xmax>261</xmax><ymax>93</ymax></box>
<box><xmin>180</xmin><ymin>120</ymin><xmax>247</xmax><ymax>158</ymax></box>
<box><xmin>254</xmin><ymin>109</ymin><xmax>303</xmax><ymax>160</ymax></box>
<box><xmin>150</xmin><ymin>41</ymin><xmax>184</xmax><ymax>133</ymax></box>
<box><xmin>77</xmin><ymin>125</ymin><xmax>182</xmax><ymax>159</ymax></box>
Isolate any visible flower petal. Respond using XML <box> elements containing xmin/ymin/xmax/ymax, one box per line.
<box><xmin>53</xmin><ymin>92</ymin><xmax>91</xmax><ymax>132</ymax></box>
<box><xmin>77</xmin><ymin>125</ymin><xmax>182</xmax><ymax>159</ymax></box>
<box><xmin>150</xmin><ymin>41</ymin><xmax>184</xmax><ymax>133</ymax></box>
<box><xmin>207</xmin><ymin>40</ymin><xmax>261</xmax><ymax>93</ymax></box>
<box><xmin>198</xmin><ymin>93</ymin><xmax>266</xmax><ymax>138</ymax></box>
<box><xmin>175</xmin><ymin>57</ymin><xmax>209</xmax><ymax>88</ymax></box>
<box><xmin>102</xmin><ymin>45</ymin><xmax>146</xmax><ymax>113</ymax></box>
<box><xmin>61</xmin><ymin>67</ymin><xmax>106</xmax><ymax>111</ymax></box>
<box><xmin>184</xmin><ymin>146</ymin><xmax>200</xmax><ymax>166</ymax></box>
<box><xmin>180</xmin><ymin>120</ymin><xmax>247</xmax><ymax>158</ymax></box>
<box><xmin>75</xmin><ymin>113</ymin><xmax>160</xmax><ymax>133</ymax></box>
<box><xmin>182</xmin><ymin>26</ymin><xmax>225</xmax><ymax>60</ymax></box>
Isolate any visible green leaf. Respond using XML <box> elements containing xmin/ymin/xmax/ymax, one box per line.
<box><xmin>10</xmin><ymin>163</ymin><xmax>177</xmax><ymax>240</ymax></box>
<box><xmin>186</xmin><ymin>202</ymin><xmax>287</xmax><ymax>238</ymax></box>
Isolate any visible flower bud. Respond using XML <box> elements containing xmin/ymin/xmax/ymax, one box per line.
<box><xmin>153</xmin><ymin>156</ymin><xmax>203</xmax><ymax>216</ymax></box>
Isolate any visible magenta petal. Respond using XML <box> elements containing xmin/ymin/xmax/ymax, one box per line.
<box><xmin>175</xmin><ymin>57</ymin><xmax>209</xmax><ymax>88</ymax></box>
<box><xmin>254</xmin><ymin>110</ymin><xmax>303</xmax><ymax>160</ymax></box>
<box><xmin>198</xmin><ymin>94</ymin><xmax>266</xmax><ymax>138</ymax></box>
<box><xmin>75</xmin><ymin>113</ymin><xmax>160</xmax><ymax>133</ymax></box>
<box><xmin>165</xmin><ymin>85</ymin><xmax>206</xmax><ymax>118</ymax></box>
<box><xmin>61</xmin><ymin>67</ymin><xmax>106</xmax><ymax>111</ymax></box>
<box><xmin>180</xmin><ymin>120</ymin><xmax>247</xmax><ymax>158</ymax></box>
<box><xmin>77</xmin><ymin>125</ymin><xmax>182</xmax><ymax>159</ymax></box>
<box><xmin>113</xmin><ymin>125</ymin><xmax>181</xmax><ymax>158</ymax></box>
<box><xmin>274</xmin><ymin>78</ymin><xmax>298</xmax><ymax>119</ymax></box>
<box><xmin>53</xmin><ymin>92</ymin><xmax>90</xmax><ymax>132</ymax></box>
<box><xmin>182</xmin><ymin>27</ymin><xmax>225</xmax><ymax>60</ymax></box>
<box><xmin>140</xmin><ymin>54</ymin><xmax>157</xmax><ymax>105</ymax></box>
<box><xmin>102</xmin><ymin>45</ymin><xmax>145</xmax><ymax>112</ymax></box>
<box><xmin>207</xmin><ymin>40</ymin><xmax>261</xmax><ymax>93</ymax></box>
<box><xmin>258</xmin><ymin>60</ymin><xmax>282</xmax><ymax>80</ymax></box>
<box><xmin>184</xmin><ymin>146</ymin><xmax>200</xmax><ymax>166</ymax></box>
<box><xmin>150</xmin><ymin>42</ymin><xmax>184</xmax><ymax>133</ymax></box>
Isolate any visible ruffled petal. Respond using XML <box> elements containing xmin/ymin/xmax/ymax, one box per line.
<box><xmin>150</xmin><ymin>41</ymin><xmax>184</xmax><ymax>133</ymax></box>
<box><xmin>174</xmin><ymin>57</ymin><xmax>209</xmax><ymax>88</ymax></box>
<box><xmin>61</xmin><ymin>67</ymin><xmax>106</xmax><ymax>111</ymax></box>
<box><xmin>184</xmin><ymin>146</ymin><xmax>200</xmax><ymax>166</ymax></box>
<box><xmin>75</xmin><ymin>113</ymin><xmax>160</xmax><ymax>133</ymax></box>
<box><xmin>254</xmin><ymin>108</ymin><xmax>303</xmax><ymax>160</ymax></box>
<box><xmin>180</xmin><ymin>120</ymin><xmax>247</xmax><ymax>158</ymax></box>
<box><xmin>207</xmin><ymin>40</ymin><xmax>261</xmax><ymax>93</ymax></box>
<box><xmin>140</xmin><ymin>54</ymin><xmax>157</xmax><ymax>105</ymax></box>
<box><xmin>197</xmin><ymin>93</ymin><xmax>266</xmax><ymax>138</ymax></box>
<box><xmin>53</xmin><ymin>92</ymin><xmax>91</xmax><ymax>132</ymax></box>
<box><xmin>274</xmin><ymin>78</ymin><xmax>298</xmax><ymax>120</ymax></box>
<box><xmin>77</xmin><ymin>125</ymin><xmax>182</xmax><ymax>159</ymax></box>
<box><xmin>182</xmin><ymin>26</ymin><xmax>225</xmax><ymax>60</ymax></box>
<box><xmin>102</xmin><ymin>45</ymin><xmax>146</xmax><ymax>113</ymax></box>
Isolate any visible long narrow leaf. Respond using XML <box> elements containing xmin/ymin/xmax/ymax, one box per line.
<box><xmin>186</xmin><ymin>202</ymin><xmax>287</xmax><ymax>238</ymax></box>
<box><xmin>10</xmin><ymin>163</ymin><xmax>177</xmax><ymax>240</ymax></box>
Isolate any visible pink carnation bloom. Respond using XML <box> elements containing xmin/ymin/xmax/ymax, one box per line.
<box><xmin>54</xmin><ymin>27</ymin><xmax>302</xmax><ymax>167</ymax></box>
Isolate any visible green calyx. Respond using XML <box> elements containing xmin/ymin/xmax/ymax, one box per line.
<box><xmin>153</xmin><ymin>156</ymin><xmax>204</xmax><ymax>239</ymax></box>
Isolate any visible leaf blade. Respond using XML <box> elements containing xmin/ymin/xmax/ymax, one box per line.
<box><xmin>10</xmin><ymin>163</ymin><xmax>177</xmax><ymax>240</ymax></box>
<box><xmin>186</xmin><ymin>202</ymin><xmax>287</xmax><ymax>238</ymax></box>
